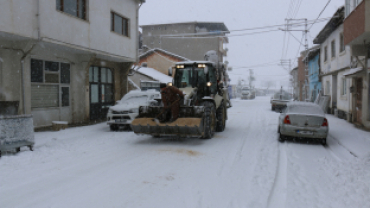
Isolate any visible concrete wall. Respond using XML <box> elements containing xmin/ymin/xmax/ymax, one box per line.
<box><xmin>337</xmin><ymin>70</ymin><xmax>352</xmax><ymax>113</ymax></box>
<box><xmin>0</xmin><ymin>41</ymin><xmax>130</xmax><ymax>127</ymax></box>
<box><xmin>0</xmin><ymin>0</ymin><xmax>138</xmax><ymax>61</ymax></box>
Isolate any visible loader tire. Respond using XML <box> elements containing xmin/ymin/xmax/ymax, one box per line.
<box><xmin>216</xmin><ymin>102</ymin><xmax>226</xmax><ymax>132</ymax></box>
<box><xmin>202</xmin><ymin>101</ymin><xmax>216</xmax><ymax>139</ymax></box>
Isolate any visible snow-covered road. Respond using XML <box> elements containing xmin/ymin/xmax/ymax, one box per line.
<box><xmin>1</xmin><ymin>96</ymin><xmax>370</xmax><ymax>208</ymax></box>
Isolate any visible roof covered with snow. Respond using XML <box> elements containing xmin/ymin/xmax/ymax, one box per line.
<box><xmin>139</xmin><ymin>48</ymin><xmax>189</xmax><ymax>62</ymax></box>
<box><xmin>343</xmin><ymin>67</ymin><xmax>364</xmax><ymax>76</ymax></box>
<box><xmin>313</xmin><ymin>6</ymin><xmax>344</xmax><ymax>44</ymax></box>
<box><xmin>136</xmin><ymin>67</ymin><xmax>173</xmax><ymax>83</ymax></box>
<box><xmin>140</xmin><ymin>21</ymin><xmax>230</xmax><ymax>33</ymax></box>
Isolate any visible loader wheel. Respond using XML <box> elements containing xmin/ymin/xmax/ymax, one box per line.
<box><xmin>216</xmin><ymin>102</ymin><xmax>226</xmax><ymax>132</ymax></box>
<box><xmin>202</xmin><ymin>101</ymin><xmax>216</xmax><ymax>139</ymax></box>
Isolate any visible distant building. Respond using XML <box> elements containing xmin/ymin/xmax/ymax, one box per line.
<box><xmin>137</xmin><ymin>47</ymin><xmax>189</xmax><ymax>75</ymax></box>
<box><xmin>140</xmin><ymin>22</ymin><xmax>229</xmax><ymax>62</ymax></box>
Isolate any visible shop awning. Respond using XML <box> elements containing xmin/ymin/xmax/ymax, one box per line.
<box><xmin>343</xmin><ymin>67</ymin><xmax>364</xmax><ymax>77</ymax></box>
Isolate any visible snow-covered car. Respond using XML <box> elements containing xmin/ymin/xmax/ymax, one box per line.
<box><xmin>270</xmin><ymin>90</ymin><xmax>292</xmax><ymax>111</ymax></box>
<box><xmin>241</xmin><ymin>87</ymin><xmax>255</xmax><ymax>100</ymax></box>
<box><xmin>107</xmin><ymin>90</ymin><xmax>160</xmax><ymax>131</ymax></box>
<box><xmin>277</xmin><ymin>102</ymin><xmax>329</xmax><ymax>145</ymax></box>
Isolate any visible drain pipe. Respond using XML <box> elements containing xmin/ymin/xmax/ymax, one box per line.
<box><xmin>20</xmin><ymin>44</ymin><xmax>37</xmax><ymax>114</ymax></box>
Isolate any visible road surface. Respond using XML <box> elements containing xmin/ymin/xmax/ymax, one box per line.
<box><xmin>1</xmin><ymin>96</ymin><xmax>369</xmax><ymax>208</ymax></box>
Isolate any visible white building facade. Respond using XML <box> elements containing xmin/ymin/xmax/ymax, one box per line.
<box><xmin>0</xmin><ymin>0</ymin><xmax>144</xmax><ymax>127</ymax></box>
<box><xmin>314</xmin><ymin>7</ymin><xmax>353</xmax><ymax>121</ymax></box>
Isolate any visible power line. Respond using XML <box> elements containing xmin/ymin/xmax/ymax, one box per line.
<box><xmin>309</xmin><ymin>0</ymin><xmax>332</xmax><ymax>30</ymax></box>
<box><xmin>144</xmin><ymin>17</ymin><xmax>332</xmax><ymax>38</ymax></box>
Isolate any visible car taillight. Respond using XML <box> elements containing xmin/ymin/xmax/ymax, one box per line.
<box><xmin>322</xmin><ymin>118</ymin><xmax>328</xmax><ymax>127</ymax></box>
<box><xmin>283</xmin><ymin>115</ymin><xmax>291</xmax><ymax>124</ymax></box>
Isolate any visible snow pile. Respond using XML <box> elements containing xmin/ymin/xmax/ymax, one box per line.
<box><xmin>317</xmin><ymin>156</ymin><xmax>370</xmax><ymax>207</ymax></box>
<box><xmin>326</xmin><ymin>114</ymin><xmax>370</xmax><ymax>158</ymax></box>
<box><xmin>137</xmin><ymin>67</ymin><xmax>172</xmax><ymax>83</ymax></box>
<box><xmin>111</xmin><ymin>90</ymin><xmax>160</xmax><ymax>111</ymax></box>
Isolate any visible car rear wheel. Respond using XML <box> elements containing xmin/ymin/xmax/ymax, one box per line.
<box><xmin>321</xmin><ymin>138</ymin><xmax>327</xmax><ymax>146</ymax></box>
<box><xmin>110</xmin><ymin>125</ymin><xmax>119</xmax><ymax>131</ymax></box>
<box><xmin>278</xmin><ymin>127</ymin><xmax>285</xmax><ymax>142</ymax></box>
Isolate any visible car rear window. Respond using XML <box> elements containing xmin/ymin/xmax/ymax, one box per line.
<box><xmin>287</xmin><ymin>105</ymin><xmax>324</xmax><ymax>116</ymax></box>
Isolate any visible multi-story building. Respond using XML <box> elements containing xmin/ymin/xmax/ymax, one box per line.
<box><xmin>314</xmin><ymin>6</ymin><xmax>352</xmax><ymax>120</ymax></box>
<box><xmin>290</xmin><ymin>67</ymin><xmax>299</xmax><ymax>100</ymax></box>
<box><xmin>0</xmin><ymin>0</ymin><xmax>144</xmax><ymax>127</ymax></box>
<box><xmin>305</xmin><ymin>46</ymin><xmax>321</xmax><ymax>102</ymax></box>
<box><xmin>140</xmin><ymin>22</ymin><xmax>229</xmax><ymax>62</ymax></box>
<box><xmin>343</xmin><ymin>0</ymin><xmax>370</xmax><ymax>128</ymax></box>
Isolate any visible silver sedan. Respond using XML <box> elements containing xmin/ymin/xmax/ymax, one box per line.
<box><xmin>277</xmin><ymin>102</ymin><xmax>329</xmax><ymax>145</ymax></box>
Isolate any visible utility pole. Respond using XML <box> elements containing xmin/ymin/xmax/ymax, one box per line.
<box><xmin>280</xmin><ymin>18</ymin><xmax>309</xmax><ymax>101</ymax></box>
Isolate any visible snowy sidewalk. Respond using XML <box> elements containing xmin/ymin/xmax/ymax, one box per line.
<box><xmin>327</xmin><ymin>114</ymin><xmax>370</xmax><ymax>158</ymax></box>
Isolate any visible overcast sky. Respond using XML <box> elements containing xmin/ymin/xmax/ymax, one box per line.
<box><xmin>139</xmin><ymin>0</ymin><xmax>344</xmax><ymax>89</ymax></box>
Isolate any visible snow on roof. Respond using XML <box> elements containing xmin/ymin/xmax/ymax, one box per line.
<box><xmin>136</xmin><ymin>67</ymin><xmax>172</xmax><ymax>83</ymax></box>
<box><xmin>139</xmin><ymin>48</ymin><xmax>189</xmax><ymax>61</ymax></box>
<box><xmin>128</xmin><ymin>77</ymin><xmax>140</xmax><ymax>89</ymax></box>
<box><xmin>176</xmin><ymin>61</ymin><xmax>215</xmax><ymax>65</ymax></box>
<box><xmin>343</xmin><ymin>67</ymin><xmax>363</xmax><ymax>76</ymax></box>
<box><xmin>124</xmin><ymin>89</ymin><xmax>159</xmax><ymax>98</ymax></box>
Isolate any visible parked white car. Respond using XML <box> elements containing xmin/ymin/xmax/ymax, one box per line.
<box><xmin>278</xmin><ymin>102</ymin><xmax>329</xmax><ymax>145</ymax></box>
<box><xmin>107</xmin><ymin>90</ymin><xmax>160</xmax><ymax>131</ymax></box>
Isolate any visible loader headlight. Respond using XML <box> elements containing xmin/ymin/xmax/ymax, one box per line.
<box><xmin>207</xmin><ymin>82</ymin><xmax>212</xmax><ymax>87</ymax></box>
<box><xmin>176</xmin><ymin>65</ymin><xmax>184</xmax><ymax>69</ymax></box>
<box><xmin>167</xmin><ymin>82</ymin><xmax>172</xmax><ymax>86</ymax></box>
<box><xmin>198</xmin><ymin>64</ymin><xmax>206</xmax><ymax>68</ymax></box>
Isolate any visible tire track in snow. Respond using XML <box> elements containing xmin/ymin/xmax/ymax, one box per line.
<box><xmin>327</xmin><ymin>134</ymin><xmax>358</xmax><ymax>158</ymax></box>
<box><xmin>266</xmin><ymin>142</ymin><xmax>287</xmax><ymax>208</ymax></box>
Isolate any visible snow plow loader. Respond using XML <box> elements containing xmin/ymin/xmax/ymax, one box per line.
<box><xmin>131</xmin><ymin>51</ymin><xmax>231</xmax><ymax>139</ymax></box>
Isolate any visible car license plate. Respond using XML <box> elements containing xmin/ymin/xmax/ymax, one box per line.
<box><xmin>297</xmin><ymin>130</ymin><xmax>313</xmax><ymax>135</ymax></box>
<box><xmin>115</xmin><ymin>119</ymin><xmax>126</xmax><ymax>123</ymax></box>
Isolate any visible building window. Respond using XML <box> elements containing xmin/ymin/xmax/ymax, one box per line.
<box><xmin>111</xmin><ymin>12</ymin><xmax>129</xmax><ymax>37</ymax></box>
<box><xmin>324</xmin><ymin>46</ymin><xmax>328</xmax><ymax>62</ymax></box>
<box><xmin>340</xmin><ymin>33</ymin><xmax>345</xmax><ymax>53</ymax></box>
<box><xmin>341</xmin><ymin>78</ymin><xmax>347</xmax><ymax>95</ymax></box>
<box><xmin>331</xmin><ymin>40</ymin><xmax>336</xmax><ymax>58</ymax></box>
<box><xmin>31</xmin><ymin>59</ymin><xmax>70</xmax><ymax>108</ymax></box>
<box><xmin>56</xmin><ymin>0</ymin><xmax>86</xmax><ymax>20</ymax></box>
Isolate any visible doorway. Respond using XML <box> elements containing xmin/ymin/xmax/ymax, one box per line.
<box><xmin>89</xmin><ymin>66</ymin><xmax>114</xmax><ymax>120</ymax></box>
<box><xmin>355</xmin><ymin>78</ymin><xmax>363</xmax><ymax>124</ymax></box>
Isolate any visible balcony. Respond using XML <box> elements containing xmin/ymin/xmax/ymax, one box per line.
<box><xmin>343</xmin><ymin>0</ymin><xmax>369</xmax><ymax>55</ymax></box>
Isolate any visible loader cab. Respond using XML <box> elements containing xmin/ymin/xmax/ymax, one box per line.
<box><xmin>173</xmin><ymin>62</ymin><xmax>217</xmax><ymax>96</ymax></box>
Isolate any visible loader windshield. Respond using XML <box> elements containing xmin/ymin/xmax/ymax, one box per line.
<box><xmin>174</xmin><ymin>67</ymin><xmax>206</xmax><ymax>88</ymax></box>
